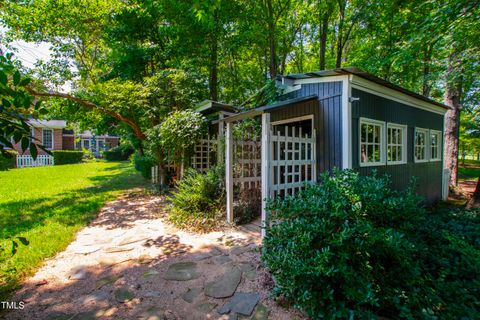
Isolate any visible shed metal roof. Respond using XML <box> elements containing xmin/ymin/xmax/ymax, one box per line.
<box><xmin>217</xmin><ymin>95</ymin><xmax>318</xmax><ymax>123</ymax></box>
<box><xmin>278</xmin><ymin>67</ymin><xmax>450</xmax><ymax>110</ymax></box>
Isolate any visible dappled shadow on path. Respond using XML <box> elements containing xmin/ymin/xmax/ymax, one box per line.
<box><xmin>0</xmin><ymin>193</ymin><xmax>286</xmax><ymax>320</ymax></box>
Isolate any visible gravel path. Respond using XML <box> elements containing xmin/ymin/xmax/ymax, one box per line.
<box><xmin>4</xmin><ymin>191</ymin><xmax>304</xmax><ymax>320</ymax></box>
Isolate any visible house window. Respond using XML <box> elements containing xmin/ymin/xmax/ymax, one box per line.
<box><xmin>360</xmin><ymin>118</ymin><xmax>385</xmax><ymax>166</ymax></box>
<box><xmin>42</xmin><ymin>129</ymin><xmax>53</xmax><ymax>149</ymax></box>
<box><xmin>30</xmin><ymin>127</ymin><xmax>35</xmax><ymax>142</ymax></box>
<box><xmin>414</xmin><ymin>128</ymin><xmax>429</xmax><ymax>162</ymax></box>
<box><xmin>430</xmin><ymin>130</ymin><xmax>442</xmax><ymax>161</ymax></box>
<box><xmin>98</xmin><ymin>140</ymin><xmax>105</xmax><ymax>151</ymax></box>
<box><xmin>83</xmin><ymin>139</ymin><xmax>90</xmax><ymax>150</ymax></box>
<box><xmin>75</xmin><ymin>139</ymin><xmax>81</xmax><ymax>150</ymax></box>
<box><xmin>387</xmin><ymin>123</ymin><xmax>407</xmax><ymax>164</ymax></box>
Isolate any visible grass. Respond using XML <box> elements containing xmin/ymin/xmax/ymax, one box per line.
<box><xmin>0</xmin><ymin>161</ymin><xmax>147</xmax><ymax>299</ymax></box>
<box><xmin>459</xmin><ymin>159</ymin><xmax>480</xmax><ymax>180</ymax></box>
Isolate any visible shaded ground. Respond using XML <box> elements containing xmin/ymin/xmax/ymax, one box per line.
<box><xmin>4</xmin><ymin>192</ymin><xmax>304</xmax><ymax>320</ymax></box>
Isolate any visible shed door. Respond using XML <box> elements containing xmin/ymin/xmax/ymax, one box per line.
<box><xmin>270</xmin><ymin>118</ymin><xmax>316</xmax><ymax>198</ymax></box>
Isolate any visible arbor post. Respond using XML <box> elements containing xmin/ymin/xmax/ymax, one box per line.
<box><xmin>261</xmin><ymin>113</ymin><xmax>271</xmax><ymax>238</ymax></box>
<box><xmin>226</xmin><ymin>121</ymin><xmax>234</xmax><ymax>223</ymax></box>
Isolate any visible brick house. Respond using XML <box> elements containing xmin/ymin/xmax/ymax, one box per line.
<box><xmin>11</xmin><ymin>119</ymin><xmax>120</xmax><ymax>157</ymax></box>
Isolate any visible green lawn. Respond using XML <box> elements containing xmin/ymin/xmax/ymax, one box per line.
<box><xmin>459</xmin><ymin>159</ymin><xmax>480</xmax><ymax>180</ymax></box>
<box><xmin>0</xmin><ymin>161</ymin><xmax>147</xmax><ymax>299</ymax></box>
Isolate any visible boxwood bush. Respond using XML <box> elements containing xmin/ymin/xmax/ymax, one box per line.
<box><xmin>104</xmin><ymin>144</ymin><xmax>134</xmax><ymax>161</ymax></box>
<box><xmin>131</xmin><ymin>152</ymin><xmax>155</xmax><ymax>179</ymax></box>
<box><xmin>168</xmin><ymin>166</ymin><xmax>225</xmax><ymax>232</ymax></box>
<box><xmin>262</xmin><ymin>170</ymin><xmax>479</xmax><ymax>319</ymax></box>
<box><xmin>0</xmin><ymin>150</ymin><xmax>17</xmax><ymax>170</ymax></box>
<box><xmin>52</xmin><ymin>151</ymin><xmax>83</xmax><ymax>165</ymax></box>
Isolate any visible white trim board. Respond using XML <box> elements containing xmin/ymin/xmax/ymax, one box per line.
<box><xmin>271</xmin><ymin>114</ymin><xmax>314</xmax><ymax>126</ymax></box>
<box><xmin>342</xmin><ymin>76</ymin><xmax>351</xmax><ymax>169</ymax></box>
<box><xmin>351</xmin><ymin>76</ymin><xmax>447</xmax><ymax>115</ymax></box>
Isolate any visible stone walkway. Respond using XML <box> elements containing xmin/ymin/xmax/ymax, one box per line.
<box><xmin>5</xmin><ymin>191</ymin><xmax>304</xmax><ymax>320</ymax></box>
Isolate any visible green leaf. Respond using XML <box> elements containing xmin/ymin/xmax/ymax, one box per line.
<box><xmin>11</xmin><ymin>240</ymin><xmax>18</xmax><ymax>256</ymax></box>
<box><xmin>0</xmin><ymin>70</ymin><xmax>7</xmax><ymax>86</ymax></box>
<box><xmin>17</xmin><ymin>237</ymin><xmax>29</xmax><ymax>245</ymax></box>
<box><xmin>19</xmin><ymin>77</ymin><xmax>31</xmax><ymax>86</ymax></box>
<box><xmin>29</xmin><ymin>143</ymin><xmax>38</xmax><ymax>160</ymax></box>
<box><xmin>2</xmin><ymin>98</ymin><xmax>11</xmax><ymax>108</ymax></box>
<box><xmin>21</xmin><ymin>136</ymin><xmax>30</xmax><ymax>152</ymax></box>
<box><xmin>13</xmin><ymin>71</ymin><xmax>21</xmax><ymax>86</ymax></box>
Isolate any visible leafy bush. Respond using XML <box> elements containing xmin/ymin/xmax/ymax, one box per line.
<box><xmin>104</xmin><ymin>144</ymin><xmax>134</xmax><ymax>161</ymax></box>
<box><xmin>52</xmin><ymin>151</ymin><xmax>83</xmax><ymax>165</ymax></box>
<box><xmin>262</xmin><ymin>170</ymin><xmax>480</xmax><ymax>319</ymax></box>
<box><xmin>0</xmin><ymin>150</ymin><xmax>16</xmax><ymax>170</ymax></box>
<box><xmin>234</xmin><ymin>188</ymin><xmax>261</xmax><ymax>224</ymax></box>
<box><xmin>168</xmin><ymin>167</ymin><xmax>225</xmax><ymax>232</ymax></box>
<box><xmin>131</xmin><ymin>152</ymin><xmax>155</xmax><ymax>179</ymax></box>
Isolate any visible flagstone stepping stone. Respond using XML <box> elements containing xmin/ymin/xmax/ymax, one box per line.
<box><xmin>192</xmin><ymin>247</ymin><xmax>223</xmax><ymax>261</ymax></box>
<box><xmin>72</xmin><ymin>311</ymin><xmax>99</xmax><ymax>320</ymax></box>
<box><xmin>181</xmin><ymin>287</ymin><xmax>203</xmax><ymax>303</ymax></box>
<box><xmin>104</xmin><ymin>246</ymin><xmax>134</xmax><ymax>253</ymax></box>
<box><xmin>217</xmin><ymin>292</ymin><xmax>261</xmax><ymax>316</ymax></box>
<box><xmin>252</xmin><ymin>303</ymin><xmax>269</xmax><ymax>320</ymax></box>
<box><xmin>230</xmin><ymin>245</ymin><xmax>254</xmax><ymax>256</ymax></box>
<box><xmin>143</xmin><ymin>269</ymin><xmax>160</xmax><ymax>279</ymax></box>
<box><xmin>114</xmin><ymin>287</ymin><xmax>135</xmax><ymax>303</ymax></box>
<box><xmin>215</xmin><ymin>255</ymin><xmax>233</xmax><ymax>265</ymax></box>
<box><xmin>194</xmin><ymin>302</ymin><xmax>217</xmax><ymax>314</ymax></box>
<box><xmin>236</xmin><ymin>262</ymin><xmax>255</xmax><ymax>273</ymax></box>
<box><xmin>164</xmin><ymin>262</ymin><xmax>200</xmax><ymax>281</ymax></box>
<box><xmin>204</xmin><ymin>266</ymin><xmax>242</xmax><ymax>298</ymax></box>
<box><xmin>68</xmin><ymin>267</ymin><xmax>88</xmax><ymax>280</ymax></box>
<box><xmin>72</xmin><ymin>245</ymin><xmax>101</xmax><ymax>254</ymax></box>
<box><xmin>96</xmin><ymin>275</ymin><xmax>122</xmax><ymax>289</ymax></box>
<box><xmin>78</xmin><ymin>291</ymin><xmax>110</xmax><ymax>304</ymax></box>
<box><xmin>143</xmin><ymin>291</ymin><xmax>162</xmax><ymax>298</ymax></box>
<box><xmin>137</xmin><ymin>306</ymin><xmax>166</xmax><ymax>320</ymax></box>
<box><xmin>245</xmin><ymin>269</ymin><xmax>257</xmax><ymax>281</ymax></box>
<box><xmin>118</xmin><ymin>235</ymin><xmax>151</xmax><ymax>246</ymax></box>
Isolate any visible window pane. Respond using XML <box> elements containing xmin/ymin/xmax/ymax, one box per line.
<box><xmin>361</xmin><ymin>124</ymin><xmax>367</xmax><ymax>142</ymax></box>
<box><xmin>42</xmin><ymin>129</ymin><xmax>52</xmax><ymax>149</ymax></box>
<box><xmin>361</xmin><ymin>144</ymin><xmax>367</xmax><ymax>163</ymax></box>
<box><xmin>367</xmin><ymin>144</ymin><xmax>374</xmax><ymax>162</ymax></box>
<box><xmin>374</xmin><ymin>125</ymin><xmax>380</xmax><ymax>143</ymax></box>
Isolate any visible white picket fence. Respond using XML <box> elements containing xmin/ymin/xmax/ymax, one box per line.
<box><xmin>16</xmin><ymin>155</ymin><xmax>54</xmax><ymax>168</ymax></box>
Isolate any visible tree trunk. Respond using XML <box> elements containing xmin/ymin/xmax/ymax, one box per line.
<box><xmin>443</xmin><ymin>53</ymin><xmax>462</xmax><ymax>187</ymax></box>
<box><xmin>265</xmin><ymin>0</ymin><xmax>278</xmax><ymax>79</ymax></box>
<box><xmin>208</xmin><ymin>10</ymin><xmax>219</xmax><ymax>101</ymax></box>
<box><xmin>335</xmin><ymin>0</ymin><xmax>346</xmax><ymax>68</ymax></box>
<box><xmin>466</xmin><ymin>177</ymin><xmax>480</xmax><ymax>209</ymax></box>
<box><xmin>422</xmin><ymin>45</ymin><xmax>432</xmax><ymax>97</ymax></box>
<box><xmin>319</xmin><ymin>13</ymin><xmax>329</xmax><ymax>70</ymax></box>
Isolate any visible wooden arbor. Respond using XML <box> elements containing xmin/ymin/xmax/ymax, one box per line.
<box><xmin>223</xmin><ymin>105</ymin><xmax>317</xmax><ymax>237</ymax></box>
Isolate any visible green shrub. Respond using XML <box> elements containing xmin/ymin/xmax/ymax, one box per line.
<box><xmin>131</xmin><ymin>152</ymin><xmax>155</xmax><ymax>179</ymax></box>
<box><xmin>168</xmin><ymin>166</ymin><xmax>225</xmax><ymax>232</ymax></box>
<box><xmin>104</xmin><ymin>144</ymin><xmax>134</xmax><ymax>161</ymax></box>
<box><xmin>262</xmin><ymin>170</ymin><xmax>480</xmax><ymax>319</ymax></box>
<box><xmin>52</xmin><ymin>151</ymin><xmax>83</xmax><ymax>165</ymax></box>
<box><xmin>0</xmin><ymin>150</ymin><xmax>17</xmax><ymax>170</ymax></box>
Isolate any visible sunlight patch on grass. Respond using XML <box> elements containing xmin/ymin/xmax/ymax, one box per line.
<box><xmin>0</xmin><ymin>161</ymin><xmax>147</xmax><ymax>299</ymax></box>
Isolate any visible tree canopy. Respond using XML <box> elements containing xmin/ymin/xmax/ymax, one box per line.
<box><xmin>1</xmin><ymin>0</ymin><xmax>479</xmax><ymax>183</ymax></box>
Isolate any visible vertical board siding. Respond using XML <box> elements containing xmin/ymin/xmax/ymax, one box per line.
<box><xmin>351</xmin><ymin>88</ymin><xmax>444</xmax><ymax>202</ymax></box>
<box><xmin>274</xmin><ymin>81</ymin><xmax>343</xmax><ymax>176</ymax></box>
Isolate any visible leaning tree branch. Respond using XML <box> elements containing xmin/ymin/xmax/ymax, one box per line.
<box><xmin>25</xmin><ymin>87</ymin><xmax>146</xmax><ymax>140</ymax></box>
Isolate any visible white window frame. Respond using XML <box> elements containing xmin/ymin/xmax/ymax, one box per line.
<box><xmin>42</xmin><ymin>128</ymin><xmax>54</xmax><ymax>150</ymax></box>
<box><xmin>386</xmin><ymin>123</ymin><xmax>407</xmax><ymax>165</ymax></box>
<box><xmin>430</xmin><ymin>130</ymin><xmax>442</xmax><ymax>162</ymax></box>
<box><xmin>414</xmin><ymin>127</ymin><xmax>429</xmax><ymax>163</ymax></box>
<box><xmin>359</xmin><ymin>117</ymin><xmax>386</xmax><ymax>167</ymax></box>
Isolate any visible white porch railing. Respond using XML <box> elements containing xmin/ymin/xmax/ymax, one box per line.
<box><xmin>16</xmin><ymin>155</ymin><xmax>54</xmax><ymax>168</ymax></box>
